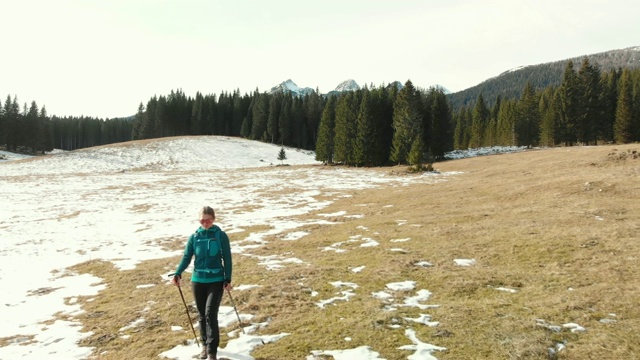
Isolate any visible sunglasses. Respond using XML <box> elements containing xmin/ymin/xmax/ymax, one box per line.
<box><xmin>199</xmin><ymin>219</ymin><xmax>214</xmax><ymax>225</ymax></box>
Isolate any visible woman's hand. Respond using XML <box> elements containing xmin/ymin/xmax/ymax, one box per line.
<box><xmin>224</xmin><ymin>282</ymin><xmax>232</xmax><ymax>291</ymax></box>
<box><xmin>171</xmin><ymin>274</ymin><xmax>181</xmax><ymax>287</ymax></box>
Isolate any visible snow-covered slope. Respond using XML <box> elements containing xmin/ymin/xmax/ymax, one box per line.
<box><xmin>0</xmin><ymin>136</ymin><xmax>319</xmax><ymax>176</ymax></box>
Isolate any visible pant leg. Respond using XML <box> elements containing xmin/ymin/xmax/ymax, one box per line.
<box><xmin>191</xmin><ymin>282</ymin><xmax>210</xmax><ymax>344</ymax></box>
<box><xmin>204</xmin><ymin>281</ymin><xmax>225</xmax><ymax>356</ymax></box>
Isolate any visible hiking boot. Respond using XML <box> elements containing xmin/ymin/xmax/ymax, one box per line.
<box><xmin>208</xmin><ymin>354</ymin><xmax>217</xmax><ymax>360</ymax></box>
<box><xmin>198</xmin><ymin>346</ymin><xmax>207</xmax><ymax>359</ymax></box>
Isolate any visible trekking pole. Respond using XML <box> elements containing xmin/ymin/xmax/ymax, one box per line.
<box><xmin>226</xmin><ymin>288</ymin><xmax>246</xmax><ymax>335</ymax></box>
<box><xmin>226</xmin><ymin>288</ymin><xmax>266</xmax><ymax>345</ymax></box>
<box><xmin>169</xmin><ymin>274</ymin><xmax>200</xmax><ymax>347</ymax></box>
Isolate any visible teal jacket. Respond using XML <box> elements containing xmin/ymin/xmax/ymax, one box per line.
<box><xmin>175</xmin><ymin>225</ymin><xmax>232</xmax><ymax>284</ymax></box>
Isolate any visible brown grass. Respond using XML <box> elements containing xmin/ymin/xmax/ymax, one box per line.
<box><xmin>46</xmin><ymin>144</ymin><xmax>640</xmax><ymax>359</ymax></box>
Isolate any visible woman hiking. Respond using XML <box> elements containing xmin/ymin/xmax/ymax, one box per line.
<box><xmin>171</xmin><ymin>206</ymin><xmax>233</xmax><ymax>360</ymax></box>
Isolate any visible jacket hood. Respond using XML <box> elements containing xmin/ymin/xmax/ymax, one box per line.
<box><xmin>196</xmin><ymin>224</ymin><xmax>221</xmax><ymax>234</ymax></box>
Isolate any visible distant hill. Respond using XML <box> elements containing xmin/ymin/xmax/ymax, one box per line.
<box><xmin>447</xmin><ymin>45</ymin><xmax>640</xmax><ymax>110</ymax></box>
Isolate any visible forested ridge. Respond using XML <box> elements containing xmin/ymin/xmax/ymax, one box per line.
<box><xmin>2</xmin><ymin>52</ymin><xmax>640</xmax><ymax>166</ymax></box>
<box><xmin>447</xmin><ymin>46</ymin><xmax>640</xmax><ymax>110</ymax></box>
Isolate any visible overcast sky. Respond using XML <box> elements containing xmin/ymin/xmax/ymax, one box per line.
<box><xmin>2</xmin><ymin>0</ymin><xmax>639</xmax><ymax>119</ymax></box>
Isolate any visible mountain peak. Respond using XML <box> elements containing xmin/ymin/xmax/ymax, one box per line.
<box><xmin>270</xmin><ymin>79</ymin><xmax>314</xmax><ymax>96</ymax></box>
<box><xmin>334</xmin><ymin>79</ymin><xmax>360</xmax><ymax>92</ymax></box>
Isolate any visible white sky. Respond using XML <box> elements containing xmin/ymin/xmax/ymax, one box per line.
<box><xmin>0</xmin><ymin>138</ymin><xmax>597</xmax><ymax>359</ymax></box>
<box><xmin>1</xmin><ymin>0</ymin><xmax>639</xmax><ymax>119</ymax></box>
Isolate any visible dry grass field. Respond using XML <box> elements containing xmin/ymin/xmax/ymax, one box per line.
<box><xmin>66</xmin><ymin>144</ymin><xmax>640</xmax><ymax>359</ymax></box>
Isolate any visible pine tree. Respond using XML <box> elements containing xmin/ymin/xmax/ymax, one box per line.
<box><xmin>131</xmin><ymin>102</ymin><xmax>146</xmax><ymax>140</ymax></box>
<box><xmin>497</xmin><ymin>100</ymin><xmax>516</xmax><ymax>145</ymax></box>
<box><xmin>515</xmin><ymin>82</ymin><xmax>540</xmax><ymax>146</ymax></box>
<box><xmin>371</xmin><ymin>86</ymin><xmax>394</xmax><ymax>165</ymax></box>
<box><xmin>277</xmin><ymin>146</ymin><xmax>287</xmax><ymax>164</ymax></box>
<box><xmin>26</xmin><ymin>101</ymin><xmax>40</xmax><ymax>153</ymax></box>
<box><xmin>484</xmin><ymin>96</ymin><xmax>501</xmax><ymax>147</ymax></box>
<box><xmin>428</xmin><ymin>88</ymin><xmax>452</xmax><ymax>159</ymax></box>
<box><xmin>407</xmin><ymin>132</ymin><xmax>425</xmax><ymax>169</ymax></box>
<box><xmin>577</xmin><ymin>58</ymin><xmax>603</xmax><ymax>145</ymax></box>
<box><xmin>241</xmin><ymin>96</ymin><xmax>255</xmax><ymax>138</ymax></box>
<box><xmin>231</xmin><ymin>90</ymin><xmax>245</xmax><ymax>136</ymax></box>
<box><xmin>539</xmin><ymin>87</ymin><xmax>558</xmax><ymax>147</ymax></box>
<box><xmin>267</xmin><ymin>92</ymin><xmax>282</xmax><ymax>143</ymax></box>
<box><xmin>390</xmin><ymin>80</ymin><xmax>422</xmax><ymax>164</ymax></box>
<box><xmin>333</xmin><ymin>92</ymin><xmax>358</xmax><ymax>164</ymax></box>
<box><xmin>190</xmin><ymin>92</ymin><xmax>205</xmax><ymax>135</ymax></box>
<box><xmin>601</xmin><ymin>69</ymin><xmax>621</xmax><ymax>143</ymax></box>
<box><xmin>469</xmin><ymin>94</ymin><xmax>489</xmax><ymax>148</ymax></box>
<box><xmin>251</xmin><ymin>93</ymin><xmax>268</xmax><ymax>141</ymax></box>
<box><xmin>0</xmin><ymin>97</ymin><xmax>4</xmax><ymax>146</ymax></box>
<box><xmin>613</xmin><ymin>69</ymin><xmax>635</xmax><ymax>143</ymax></box>
<box><xmin>353</xmin><ymin>89</ymin><xmax>375</xmax><ymax>166</ymax></box>
<box><xmin>290</xmin><ymin>97</ymin><xmax>307</xmax><ymax>148</ymax></box>
<box><xmin>37</xmin><ymin>106</ymin><xmax>53</xmax><ymax>153</ymax></box>
<box><xmin>315</xmin><ymin>95</ymin><xmax>336</xmax><ymax>164</ymax></box>
<box><xmin>305</xmin><ymin>89</ymin><xmax>323</xmax><ymax>148</ymax></box>
<box><xmin>279</xmin><ymin>94</ymin><xmax>293</xmax><ymax>145</ymax></box>
<box><xmin>5</xmin><ymin>95</ymin><xmax>20</xmax><ymax>151</ymax></box>
<box><xmin>559</xmin><ymin>61</ymin><xmax>580</xmax><ymax>145</ymax></box>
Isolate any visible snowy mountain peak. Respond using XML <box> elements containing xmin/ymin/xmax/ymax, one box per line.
<box><xmin>432</xmin><ymin>84</ymin><xmax>451</xmax><ymax>94</ymax></box>
<box><xmin>334</xmin><ymin>79</ymin><xmax>360</xmax><ymax>92</ymax></box>
<box><xmin>270</xmin><ymin>79</ymin><xmax>315</xmax><ymax>96</ymax></box>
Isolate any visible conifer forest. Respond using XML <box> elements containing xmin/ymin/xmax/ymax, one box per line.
<box><xmin>1</xmin><ymin>58</ymin><xmax>639</xmax><ymax>167</ymax></box>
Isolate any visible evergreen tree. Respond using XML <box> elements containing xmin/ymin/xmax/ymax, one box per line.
<box><xmin>231</xmin><ymin>90</ymin><xmax>245</xmax><ymax>136</ymax></box>
<box><xmin>428</xmin><ymin>88</ymin><xmax>452</xmax><ymax>159</ymax></box>
<box><xmin>484</xmin><ymin>96</ymin><xmax>501</xmax><ymax>147</ymax></box>
<box><xmin>333</xmin><ymin>92</ymin><xmax>358</xmax><ymax>164</ymax></box>
<box><xmin>315</xmin><ymin>95</ymin><xmax>336</xmax><ymax>164</ymax></box>
<box><xmin>390</xmin><ymin>80</ymin><xmax>422</xmax><ymax>164</ymax></box>
<box><xmin>267</xmin><ymin>92</ymin><xmax>282</xmax><ymax>143</ymax></box>
<box><xmin>371</xmin><ymin>86</ymin><xmax>394</xmax><ymax>165</ymax></box>
<box><xmin>279</xmin><ymin>94</ymin><xmax>293</xmax><ymax>145</ymax></box>
<box><xmin>25</xmin><ymin>101</ymin><xmax>40</xmax><ymax>152</ymax></box>
<box><xmin>497</xmin><ymin>99</ymin><xmax>516</xmax><ymax>145</ymax></box>
<box><xmin>515</xmin><ymin>82</ymin><xmax>540</xmax><ymax>146</ymax></box>
<box><xmin>453</xmin><ymin>107</ymin><xmax>468</xmax><ymax>150</ymax></box>
<box><xmin>558</xmin><ymin>61</ymin><xmax>580</xmax><ymax>145</ymax></box>
<box><xmin>539</xmin><ymin>87</ymin><xmax>558</xmax><ymax>147</ymax></box>
<box><xmin>131</xmin><ymin>102</ymin><xmax>145</xmax><ymax>140</ymax></box>
<box><xmin>353</xmin><ymin>89</ymin><xmax>375</xmax><ymax>166</ymax></box>
<box><xmin>5</xmin><ymin>95</ymin><xmax>20</xmax><ymax>151</ymax></box>
<box><xmin>39</xmin><ymin>106</ymin><xmax>53</xmax><ymax>153</ymax></box>
<box><xmin>251</xmin><ymin>93</ymin><xmax>268</xmax><ymax>141</ymax></box>
<box><xmin>601</xmin><ymin>69</ymin><xmax>621</xmax><ymax>143</ymax></box>
<box><xmin>469</xmin><ymin>94</ymin><xmax>489</xmax><ymax>148</ymax></box>
<box><xmin>277</xmin><ymin>146</ymin><xmax>287</xmax><ymax>164</ymax></box>
<box><xmin>0</xmin><ymin>97</ymin><xmax>4</xmax><ymax>146</ymax></box>
<box><xmin>190</xmin><ymin>92</ymin><xmax>205</xmax><ymax>135</ymax></box>
<box><xmin>577</xmin><ymin>58</ymin><xmax>603</xmax><ymax>144</ymax></box>
<box><xmin>290</xmin><ymin>97</ymin><xmax>307</xmax><ymax>148</ymax></box>
<box><xmin>407</xmin><ymin>132</ymin><xmax>425</xmax><ymax>169</ymax></box>
<box><xmin>305</xmin><ymin>89</ymin><xmax>323</xmax><ymax>149</ymax></box>
<box><xmin>241</xmin><ymin>95</ymin><xmax>255</xmax><ymax>138</ymax></box>
<box><xmin>614</xmin><ymin>69</ymin><xmax>635</xmax><ymax>143</ymax></box>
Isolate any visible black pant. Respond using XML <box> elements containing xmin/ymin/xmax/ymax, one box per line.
<box><xmin>192</xmin><ymin>281</ymin><xmax>224</xmax><ymax>356</ymax></box>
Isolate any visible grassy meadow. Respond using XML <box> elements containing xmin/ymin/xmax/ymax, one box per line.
<box><xmin>65</xmin><ymin>144</ymin><xmax>640</xmax><ymax>359</ymax></box>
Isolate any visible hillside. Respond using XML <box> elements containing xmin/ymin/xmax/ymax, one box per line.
<box><xmin>447</xmin><ymin>45</ymin><xmax>640</xmax><ymax>110</ymax></box>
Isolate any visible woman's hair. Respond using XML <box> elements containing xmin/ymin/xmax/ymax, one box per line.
<box><xmin>200</xmin><ymin>206</ymin><xmax>215</xmax><ymax>218</ymax></box>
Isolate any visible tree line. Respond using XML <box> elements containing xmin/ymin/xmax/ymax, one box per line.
<box><xmin>2</xmin><ymin>59</ymin><xmax>639</xmax><ymax>165</ymax></box>
<box><xmin>453</xmin><ymin>59</ymin><xmax>640</xmax><ymax>149</ymax></box>
<box><xmin>0</xmin><ymin>94</ymin><xmax>132</xmax><ymax>154</ymax></box>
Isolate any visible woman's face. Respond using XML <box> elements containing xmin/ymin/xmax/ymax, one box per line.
<box><xmin>199</xmin><ymin>214</ymin><xmax>214</xmax><ymax>229</ymax></box>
